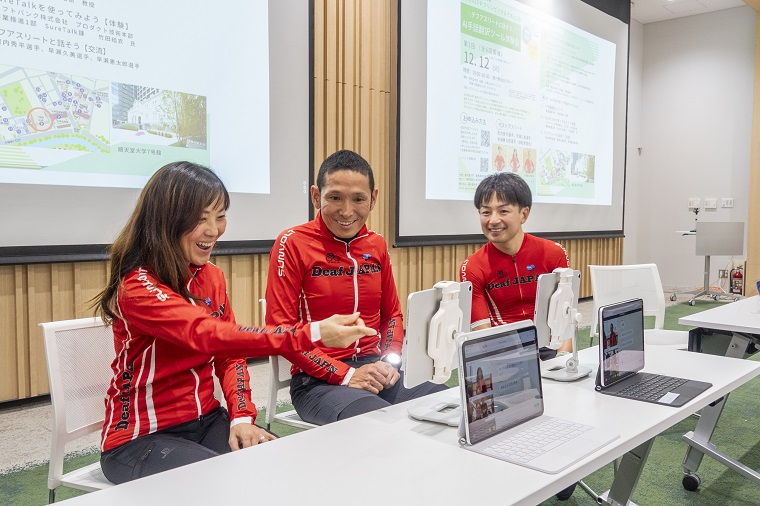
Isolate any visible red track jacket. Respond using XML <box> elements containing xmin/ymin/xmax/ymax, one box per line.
<box><xmin>266</xmin><ymin>214</ymin><xmax>403</xmax><ymax>385</ymax></box>
<box><xmin>460</xmin><ymin>234</ymin><xmax>569</xmax><ymax>328</ymax></box>
<box><xmin>101</xmin><ymin>263</ymin><xmax>317</xmax><ymax>451</ymax></box>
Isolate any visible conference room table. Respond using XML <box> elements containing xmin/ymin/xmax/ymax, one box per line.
<box><xmin>63</xmin><ymin>346</ymin><xmax>760</xmax><ymax>506</ymax></box>
<box><xmin>678</xmin><ymin>295</ymin><xmax>760</xmax><ymax>490</ymax></box>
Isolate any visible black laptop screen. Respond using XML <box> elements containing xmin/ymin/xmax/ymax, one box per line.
<box><xmin>599</xmin><ymin>299</ymin><xmax>645</xmax><ymax>387</ymax></box>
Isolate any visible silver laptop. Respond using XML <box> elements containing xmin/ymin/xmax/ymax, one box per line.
<box><xmin>457</xmin><ymin>321</ymin><xmax>618</xmax><ymax>474</ymax></box>
<box><xmin>595</xmin><ymin>298</ymin><xmax>712</xmax><ymax>406</ymax></box>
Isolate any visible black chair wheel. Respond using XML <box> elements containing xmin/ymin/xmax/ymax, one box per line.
<box><xmin>682</xmin><ymin>473</ymin><xmax>701</xmax><ymax>491</ymax></box>
<box><xmin>670</xmin><ymin>294</ymin><xmax>677</xmax><ymax>301</ymax></box>
<box><xmin>689</xmin><ymin>300</ymin><xmax>696</xmax><ymax>306</ymax></box>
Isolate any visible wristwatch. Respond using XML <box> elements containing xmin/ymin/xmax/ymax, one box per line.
<box><xmin>381</xmin><ymin>352</ymin><xmax>402</xmax><ymax>369</ymax></box>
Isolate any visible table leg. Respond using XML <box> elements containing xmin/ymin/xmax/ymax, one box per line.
<box><xmin>723</xmin><ymin>333</ymin><xmax>755</xmax><ymax>359</ymax></box>
<box><xmin>599</xmin><ymin>438</ymin><xmax>654</xmax><ymax>506</ymax></box>
<box><xmin>682</xmin><ymin>394</ymin><xmax>728</xmax><ymax>478</ymax></box>
<box><xmin>681</xmin><ymin>332</ymin><xmax>759</xmax><ymax>490</ymax></box>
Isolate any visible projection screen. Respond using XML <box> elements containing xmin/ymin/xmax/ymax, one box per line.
<box><xmin>396</xmin><ymin>0</ymin><xmax>630</xmax><ymax>246</ymax></box>
<box><xmin>0</xmin><ymin>0</ymin><xmax>311</xmax><ymax>263</ymax></box>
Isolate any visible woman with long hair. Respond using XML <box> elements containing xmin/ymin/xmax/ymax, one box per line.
<box><xmin>95</xmin><ymin>161</ymin><xmax>372</xmax><ymax>484</ymax></box>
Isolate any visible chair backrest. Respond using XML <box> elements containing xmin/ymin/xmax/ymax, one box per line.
<box><xmin>259</xmin><ymin>299</ymin><xmax>317</xmax><ymax>430</ymax></box>
<box><xmin>39</xmin><ymin>317</ymin><xmax>114</xmax><ymax>490</ymax></box>
<box><xmin>259</xmin><ymin>296</ymin><xmax>294</xmax><ymax>392</ymax></box>
<box><xmin>588</xmin><ymin>264</ymin><xmax>667</xmax><ymax>337</ymax></box>
<box><xmin>271</xmin><ymin>354</ymin><xmax>294</xmax><ymax>383</ymax></box>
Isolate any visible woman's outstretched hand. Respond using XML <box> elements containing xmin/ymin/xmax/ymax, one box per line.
<box><xmin>318</xmin><ymin>312</ymin><xmax>376</xmax><ymax>348</ymax></box>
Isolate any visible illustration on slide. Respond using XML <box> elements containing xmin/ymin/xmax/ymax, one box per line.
<box><xmin>493</xmin><ymin>145</ymin><xmax>505</xmax><ymax>172</ymax></box>
<box><xmin>0</xmin><ymin>65</ymin><xmax>110</xmax><ymax>168</ymax></box>
<box><xmin>0</xmin><ymin>64</ymin><xmax>208</xmax><ymax>175</ymax></box>
<box><xmin>112</xmin><ymin>83</ymin><xmax>207</xmax><ymax>150</ymax></box>
<box><xmin>509</xmin><ymin>148</ymin><xmax>521</xmax><ymax>173</ymax></box>
<box><xmin>522</xmin><ymin>148</ymin><xmax>536</xmax><ymax>174</ymax></box>
<box><xmin>537</xmin><ymin>148</ymin><xmax>595</xmax><ymax>197</ymax></box>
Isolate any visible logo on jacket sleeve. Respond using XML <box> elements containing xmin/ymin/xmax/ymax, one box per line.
<box><xmin>276</xmin><ymin>229</ymin><xmax>296</xmax><ymax>276</ymax></box>
<box><xmin>137</xmin><ymin>267</ymin><xmax>168</xmax><ymax>301</ymax></box>
<box><xmin>210</xmin><ymin>303</ymin><xmax>225</xmax><ymax>319</ymax></box>
<box><xmin>114</xmin><ymin>364</ymin><xmax>135</xmax><ymax>431</ymax></box>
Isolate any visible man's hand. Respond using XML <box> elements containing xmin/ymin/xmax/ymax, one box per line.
<box><xmin>319</xmin><ymin>312</ymin><xmax>376</xmax><ymax>348</ymax></box>
<box><xmin>228</xmin><ymin>423</ymin><xmax>276</xmax><ymax>451</ymax></box>
<box><xmin>374</xmin><ymin>360</ymin><xmax>400</xmax><ymax>388</ymax></box>
<box><xmin>347</xmin><ymin>363</ymin><xmax>391</xmax><ymax>394</ymax></box>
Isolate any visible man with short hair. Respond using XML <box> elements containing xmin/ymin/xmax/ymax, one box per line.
<box><xmin>459</xmin><ymin>171</ymin><xmax>576</xmax><ymax>501</ymax></box>
<box><xmin>266</xmin><ymin>149</ymin><xmax>445</xmax><ymax>425</ymax></box>
<box><xmin>459</xmin><ymin>172</ymin><xmax>570</xmax><ymax>330</ymax></box>
<box><xmin>460</xmin><ymin>172</ymin><xmax>571</xmax><ymax>333</ymax></box>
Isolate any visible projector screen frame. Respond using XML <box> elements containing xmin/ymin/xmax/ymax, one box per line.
<box><xmin>393</xmin><ymin>0</ymin><xmax>631</xmax><ymax>248</ymax></box>
<box><xmin>0</xmin><ymin>0</ymin><xmax>316</xmax><ymax>265</ymax></box>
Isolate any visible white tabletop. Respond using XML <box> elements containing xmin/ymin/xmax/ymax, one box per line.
<box><xmin>678</xmin><ymin>296</ymin><xmax>760</xmax><ymax>335</ymax></box>
<box><xmin>63</xmin><ymin>346</ymin><xmax>760</xmax><ymax>506</ymax></box>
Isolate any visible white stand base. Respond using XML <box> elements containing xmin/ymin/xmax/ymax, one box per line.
<box><xmin>407</xmin><ymin>390</ymin><xmax>462</xmax><ymax>426</ymax></box>
<box><xmin>542</xmin><ymin>363</ymin><xmax>592</xmax><ymax>382</ymax></box>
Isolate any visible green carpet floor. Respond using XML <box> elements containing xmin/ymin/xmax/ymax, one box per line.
<box><xmin>3</xmin><ymin>299</ymin><xmax>759</xmax><ymax>505</ymax></box>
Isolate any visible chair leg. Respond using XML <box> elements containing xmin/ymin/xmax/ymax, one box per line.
<box><xmin>49</xmin><ymin>488</ymin><xmax>56</xmax><ymax>504</ymax></box>
<box><xmin>577</xmin><ymin>479</ymin><xmax>599</xmax><ymax>501</ymax></box>
<box><xmin>578</xmin><ymin>459</ymin><xmax>618</xmax><ymax>503</ymax></box>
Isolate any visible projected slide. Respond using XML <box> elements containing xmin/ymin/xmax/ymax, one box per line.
<box><xmin>426</xmin><ymin>0</ymin><xmax>615</xmax><ymax>205</ymax></box>
<box><xmin>0</xmin><ymin>0</ymin><xmax>267</xmax><ymax>193</ymax></box>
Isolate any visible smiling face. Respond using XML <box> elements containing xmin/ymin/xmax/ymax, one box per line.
<box><xmin>479</xmin><ymin>193</ymin><xmax>529</xmax><ymax>255</ymax></box>
<box><xmin>180</xmin><ymin>198</ymin><xmax>227</xmax><ymax>266</ymax></box>
<box><xmin>311</xmin><ymin>169</ymin><xmax>378</xmax><ymax>239</ymax></box>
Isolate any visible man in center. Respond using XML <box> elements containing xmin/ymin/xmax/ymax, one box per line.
<box><xmin>266</xmin><ymin>149</ymin><xmax>445</xmax><ymax>425</ymax></box>
<box><xmin>460</xmin><ymin>172</ymin><xmax>573</xmax><ymax>352</ymax></box>
<box><xmin>460</xmin><ymin>171</ymin><xmax>576</xmax><ymax>501</ymax></box>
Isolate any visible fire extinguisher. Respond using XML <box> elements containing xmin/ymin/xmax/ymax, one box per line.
<box><xmin>730</xmin><ymin>266</ymin><xmax>744</xmax><ymax>295</ymax></box>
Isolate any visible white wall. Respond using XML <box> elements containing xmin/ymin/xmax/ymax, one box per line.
<box><xmin>631</xmin><ymin>6</ymin><xmax>755</xmax><ymax>292</ymax></box>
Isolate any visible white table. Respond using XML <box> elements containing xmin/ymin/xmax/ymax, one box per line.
<box><xmin>678</xmin><ymin>295</ymin><xmax>760</xmax><ymax>491</ymax></box>
<box><xmin>61</xmin><ymin>347</ymin><xmax>760</xmax><ymax>506</ymax></box>
<box><xmin>679</xmin><ymin>295</ymin><xmax>760</xmax><ymax>338</ymax></box>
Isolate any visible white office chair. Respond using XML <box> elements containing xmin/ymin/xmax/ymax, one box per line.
<box><xmin>259</xmin><ymin>298</ymin><xmax>317</xmax><ymax>431</ymax></box>
<box><xmin>588</xmin><ymin>264</ymin><xmax>689</xmax><ymax>350</ymax></box>
<box><xmin>265</xmin><ymin>355</ymin><xmax>318</xmax><ymax>431</ymax></box>
<box><xmin>39</xmin><ymin>317</ymin><xmax>115</xmax><ymax>503</ymax></box>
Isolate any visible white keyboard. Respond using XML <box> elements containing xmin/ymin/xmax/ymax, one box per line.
<box><xmin>482</xmin><ymin>417</ymin><xmax>593</xmax><ymax>463</ymax></box>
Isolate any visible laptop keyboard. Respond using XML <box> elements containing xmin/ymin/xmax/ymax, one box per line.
<box><xmin>481</xmin><ymin>417</ymin><xmax>593</xmax><ymax>463</ymax></box>
<box><xmin>617</xmin><ymin>373</ymin><xmax>688</xmax><ymax>401</ymax></box>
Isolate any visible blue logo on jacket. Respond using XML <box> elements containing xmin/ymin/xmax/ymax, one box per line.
<box><xmin>362</xmin><ymin>253</ymin><xmax>371</xmax><ymax>260</ymax></box>
<box><xmin>527</xmin><ymin>264</ymin><xmax>535</xmax><ymax>271</ymax></box>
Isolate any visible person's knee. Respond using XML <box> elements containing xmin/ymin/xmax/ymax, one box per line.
<box><xmin>337</xmin><ymin>395</ymin><xmax>390</xmax><ymax>420</ymax></box>
<box><xmin>135</xmin><ymin>438</ymin><xmax>219</xmax><ymax>479</ymax></box>
<box><xmin>102</xmin><ymin>435</ymin><xmax>220</xmax><ymax>484</ymax></box>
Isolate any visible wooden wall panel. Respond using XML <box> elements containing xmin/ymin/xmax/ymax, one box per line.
<box><xmin>557</xmin><ymin>238</ymin><xmax>624</xmax><ymax>298</ymax></box>
<box><xmin>211</xmin><ymin>254</ymin><xmax>270</xmax><ymax>326</ymax></box>
<box><xmin>0</xmin><ymin>0</ymin><xmax>625</xmax><ymax>402</ymax></box>
<box><xmin>0</xmin><ymin>267</ymin><xmax>20</xmax><ymax>400</ymax></box>
<box><xmin>745</xmin><ymin>9</ymin><xmax>760</xmax><ymax>291</ymax></box>
<box><xmin>0</xmin><ymin>261</ymin><xmax>108</xmax><ymax>402</ymax></box>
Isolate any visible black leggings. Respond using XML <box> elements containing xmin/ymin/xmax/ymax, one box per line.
<box><xmin>291</xmin><ymin>356</ymin><xmax>449</xmax><ymax>425</ymax></box>
<box><xmin>101</xmin><ymin>407</ymin><xmax>231</xmax><ymax>484</ymax></box>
